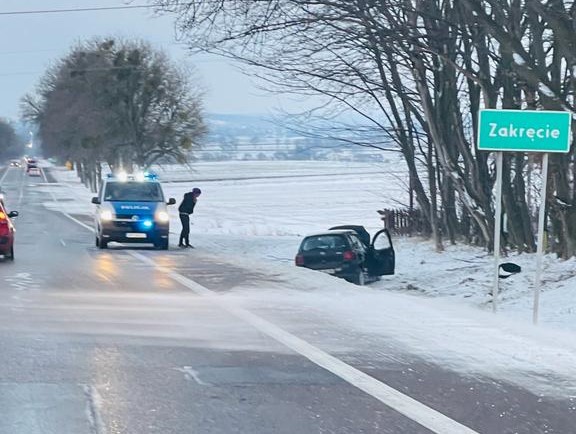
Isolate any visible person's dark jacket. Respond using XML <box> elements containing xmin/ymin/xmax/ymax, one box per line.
<box><xmin>178</xmin><ymin>192</ymin><xmax>197</xmax><ymax>214</ymax></box>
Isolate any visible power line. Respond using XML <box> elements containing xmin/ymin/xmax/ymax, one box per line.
<box><xmin>0</xmin><ymin>4</ymin><xmax>154</xmax><ymax>16</ymax></box>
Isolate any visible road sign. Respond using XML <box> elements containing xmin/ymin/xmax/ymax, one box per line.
<box><xmin>477</xmin><ymin>109</ymin><xmax>571</xmax><ymax>321</ymax></box>
<box><xmin>478</xmin><ymin>109</ymin><xmax>571</xmax><ymax>152</ymax></box>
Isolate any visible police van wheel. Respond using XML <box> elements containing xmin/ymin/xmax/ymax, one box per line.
<box><xmin>98</xmin><ymin>237</ymin><xmax>108</xmax><ymax>249</ymax></box>
<box><xmin>95</xmin><ymin>236</ymin><xmax>99</xmax><ymax>247</ymax></box>
<box><xmin>155</xmin><ymin>240</ymin><xmax>169</xmax><ymax>250</ymax></box>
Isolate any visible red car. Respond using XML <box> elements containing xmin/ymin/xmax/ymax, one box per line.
<box><xmin>0</xmin><ymin>201</ymin><xmax>18</xmax><ymax>260</ymax></box>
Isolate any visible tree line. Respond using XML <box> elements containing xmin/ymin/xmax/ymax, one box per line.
<box><xmin>152</xmin><ymin>0</ymin><xmax>576</xmax><ymax>259</ymax></box>
<box><xmin>0</xmin><ymin>119</ymin><xmax>26</xmax><ymax>160</ymax></box>
<box><xmin>23</xmin><ymin>38</ymin><xmax>206</xmax><ymax>192</ymax></box>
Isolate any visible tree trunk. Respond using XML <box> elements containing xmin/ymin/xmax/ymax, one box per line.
<box><xmin>549</xmin><ymin>154</ymin><xmax>576</xmax><ymax>258</ymax></box>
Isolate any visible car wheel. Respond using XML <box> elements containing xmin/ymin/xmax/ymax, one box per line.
<box><xmin>353</xmin><ymin>269</ymin><xmax>365</xmax><ymax>286</ymax></box>
<box><xmin>95</xmin><ymin>236</ymin><xmax>100</xmax><ymax>247</ymax></box>
<box><xmin>7</xmin><ymin>246</ymin><xmax>14</xmax><ymax>261</ymax></box>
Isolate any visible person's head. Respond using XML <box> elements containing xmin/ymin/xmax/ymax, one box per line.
<box><xmin>192</xmin><ymin>187</ymin><xmax>202</xmax><ymax>198</ymax></box>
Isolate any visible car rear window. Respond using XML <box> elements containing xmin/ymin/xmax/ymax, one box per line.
<box><xmin>301</xmin><ymin>235</ymin><xmax>349</xmax><ymax>251</ymax></box>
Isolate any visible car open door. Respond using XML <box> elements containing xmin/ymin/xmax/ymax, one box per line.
<box><xmin>367</xmin><ymin>229</ymin><xmax>395</xmax><ymax>276</ymax></box>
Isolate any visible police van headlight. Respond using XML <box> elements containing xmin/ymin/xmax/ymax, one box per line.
<box><xmin>155</xmin><ymin>211</ymin><xmax>170</xmax><ymax>223</ymax></box>
<box><xmin>100</xmin><ymin>210</ymin><xmax>114</xmax><ymax>221</ymax></box>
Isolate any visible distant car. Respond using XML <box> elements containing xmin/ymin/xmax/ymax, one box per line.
<box><xmin>295</xmin><ymin>225</ymin><xmax>395</xmax><ymax>285</ymax></box>
<box><xmin>0</xmin><ymin>201</ymin><xmax>18</xmax><ymax>260</ymax></box>
<box><xmin>26</xmin><ymin>159</ymin><xmax>38</xmax><ymax>172</ymax></box>
<box><xmin>28</xmin><ymin>167</ymin><xmax>41</xmax><ymax>177</ymax></box>
<box><xmin>9</xmin><ymin>160</ymin><xmax>21</xmax><ymax>167</ymax></box>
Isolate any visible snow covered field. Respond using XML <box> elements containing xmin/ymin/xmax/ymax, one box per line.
<box><xmin>43</xmin><ymin>159</ymin><xmax>576</xmax><ymax>334</ymax></box>
<box><xmin>32</xmin><ymin>159</ymin><xmax>576</xmax><ymax>397</ymax></box>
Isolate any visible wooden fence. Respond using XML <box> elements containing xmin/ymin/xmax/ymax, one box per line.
<box><xmin>377</xmin><ymin>208</ymin><xmax>425</xmax><ymax>236</ymax></box>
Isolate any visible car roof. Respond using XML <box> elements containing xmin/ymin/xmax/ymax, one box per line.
<box><xmin>104</xmin><ymin>179</ymin><xmax>159</xmax><ymax>183</ymax></box>
<box><xmin>304</xmin><ymin>230</ymin><xmax>355</xmax><ymax>237</ymax></box>
<box><xmin>329</xmin><ymin>225</ymin><xmax>371</xmax><ymax>245</ymax></box>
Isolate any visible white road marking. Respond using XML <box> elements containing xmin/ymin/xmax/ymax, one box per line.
<box><xmin>0</xmin><ymin>166</ymin><xmax>11</xmax><ymax>184</ymax></box>
<box><xmin>17</xmin><ymin>176</ymin><xmax>25</xmax><ymax>206</ymax></box>
<box><xmin>60</xmin><ymin>239</ymin><xmax>66</xmax><ymax>246</ymax></box>
<box><xmin>40</xmin><ymin>166</ymin><xmax>48</xmax><ymax>184</ymax></box>
<box><xmin>62</xmin><ymin>212</ymin><xmax>94</xmax><ymax>232</ymax></box>
<box><xmin>83</xmin><ymin>384</ymin><xmax>107</xmax><ymax>434</ymax></box>
<box><xmin>52</xmin><ymin>181</ymin><xmax>480</xmax><ymax>434</ymax></box>
<box><xmin>43</xmin><ymin>176</ymin><xmax>95</xmax><ymax>232</ymax></box>
<box><xmin>174</xmin><ymin>366</ymin><xmax>211</xmax><ymax>386</ymax></box>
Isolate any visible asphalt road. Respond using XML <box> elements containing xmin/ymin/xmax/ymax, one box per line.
<box><xmin>0</xmin><ymin>165</ymin><xmax>574</xmax><ymax>434</ymax></box>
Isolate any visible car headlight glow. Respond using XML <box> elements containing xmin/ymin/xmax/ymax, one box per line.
<box><xmin>155</xmin><ymin>211</ymin><xmax>170</xmax><ymax>223</ymax></box>
<box><xmin>100</xmin><ymin>210</ymin><xmax>114</xmax><ymax>221</ymax></box>
<box><xmin>142</xmin><ymin>220</ymin><xmax>153</xmax><ymax>228</ymax></box>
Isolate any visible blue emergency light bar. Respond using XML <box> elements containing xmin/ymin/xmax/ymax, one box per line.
<box><xmin>105</xmin><ymin>171</ymin><xmax>158</xmax><ymax>181</ymax></box>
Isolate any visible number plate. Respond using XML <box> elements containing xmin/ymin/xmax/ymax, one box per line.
<box><xmin>126</xmin><ymin>233</ymin><xmax>147</xmax><ymax>239</ymax></box>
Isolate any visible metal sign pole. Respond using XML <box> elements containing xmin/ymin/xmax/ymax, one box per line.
<box><xmin>492</xmin><ymin>152</ymin><xmax>503</xmax><ymax>312</ymax></box>
<box><xmin>533</xmin><ymin>153</ymin><xmax>549</xmax><ymax>325</ymax></box>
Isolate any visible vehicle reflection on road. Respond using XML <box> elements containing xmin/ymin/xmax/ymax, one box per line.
<box><xmin>93</xmin><ymin>253</ymin><xmax>120</xmax><ymax>284</ymax></box>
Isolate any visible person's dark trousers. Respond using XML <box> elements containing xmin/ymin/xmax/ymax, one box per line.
<box><xmin>179</xmin><ymin>213</ymin><xmax>190</xmax><ymax>246</ymax></box>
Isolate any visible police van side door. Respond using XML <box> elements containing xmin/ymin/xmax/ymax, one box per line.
<box><xmin>366</xmin><ymin>229</ymin><xmax>395</xmax><ymax>276</ymax></box>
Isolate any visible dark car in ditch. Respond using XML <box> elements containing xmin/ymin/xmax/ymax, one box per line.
<box><xmin>294</xmin><ymin>225</ymin><xmax>395</xmax><ymax>285</ymax></box>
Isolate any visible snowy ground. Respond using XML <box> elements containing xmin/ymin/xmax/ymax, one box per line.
<box><xmin>20</xmin><ymin>159</ymin><xmax>576</xmax><ymax>398</ymax></box>
<box><xmin>40</xmin><ymin>160</ymin><xmax>576</xmax><ymax>335</ymax></box>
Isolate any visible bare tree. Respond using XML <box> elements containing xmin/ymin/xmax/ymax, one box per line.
<box><xmin>23</xmin><ymin>38</ymin><xmax>207</xmax><ymax>190</ymax></box>
<box><xmin>459</xmin><ymin>0</ymin><xmax>576</xmax><ymax>257</ymax></box>
<box><xmin>154</xmin><ymin>0</ymin><xmax>575</xmax><ymax>257</ymax></box>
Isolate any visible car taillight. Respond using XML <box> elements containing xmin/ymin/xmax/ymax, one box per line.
<box><xmin>342</xmin><ymin>250</ymin><xmax>356</xmax><ymax>261</ymax></box>
<box><xmin>0</xmin><ymin>213</ymin><xmax>7</xmax><ymax>234</ymax></box>
<box><xmin>295</xmin><ymin>254</ymin><xmax>305</xmax><ymax>266</ymax></box>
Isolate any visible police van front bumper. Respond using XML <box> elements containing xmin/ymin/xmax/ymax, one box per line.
<box><xmin>100</xmin><ymin>220</ymin><xmax>169</xmax><ymax>243</ymax></box>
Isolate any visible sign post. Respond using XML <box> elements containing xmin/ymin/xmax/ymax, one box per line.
<box><xmin>533</xmin><ymin>153</ymin><xmax>549</xmax><ymax>324</ymax></box>
<box><xmin>492</xmin><ymin>152</ymin><xmax>503</xmax><ymax>312</ymax></box>
<box><xmin>477</xmin><ymin>109</ymin><xmax>571</xmax><ymax>319</ymax></box>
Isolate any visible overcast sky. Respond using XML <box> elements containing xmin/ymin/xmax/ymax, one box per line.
<box><xmin>0</xmin><ymin>0</ymin><xmax>297</xmax><ymax>121</ymax></box>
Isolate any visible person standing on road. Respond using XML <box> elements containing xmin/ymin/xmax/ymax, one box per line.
<box><xmin>178</xmin><ymin>187</ymin><xmax>202</xmax><ymax>248</ymax></box>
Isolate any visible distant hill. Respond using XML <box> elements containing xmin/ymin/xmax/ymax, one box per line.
<box><xmin>11</xmin><ymin>114</ymin><xmax>391</xmax><ymax>163</ymax></box>
<box><xmin>200</xmin><ymin>113</ymin><xmax>387</xmax><ymax>162</ymax></box>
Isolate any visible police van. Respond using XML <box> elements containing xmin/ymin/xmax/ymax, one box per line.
<box><xmin>91</xmin><ymin>172</ymin><xmax>176</xmax><ymax>249</ymax></box>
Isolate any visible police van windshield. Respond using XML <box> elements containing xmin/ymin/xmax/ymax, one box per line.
<box><xmin>104</xmin><ymin>182</ymin><xmax>164</xmax><ymax>202</ymax></box>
